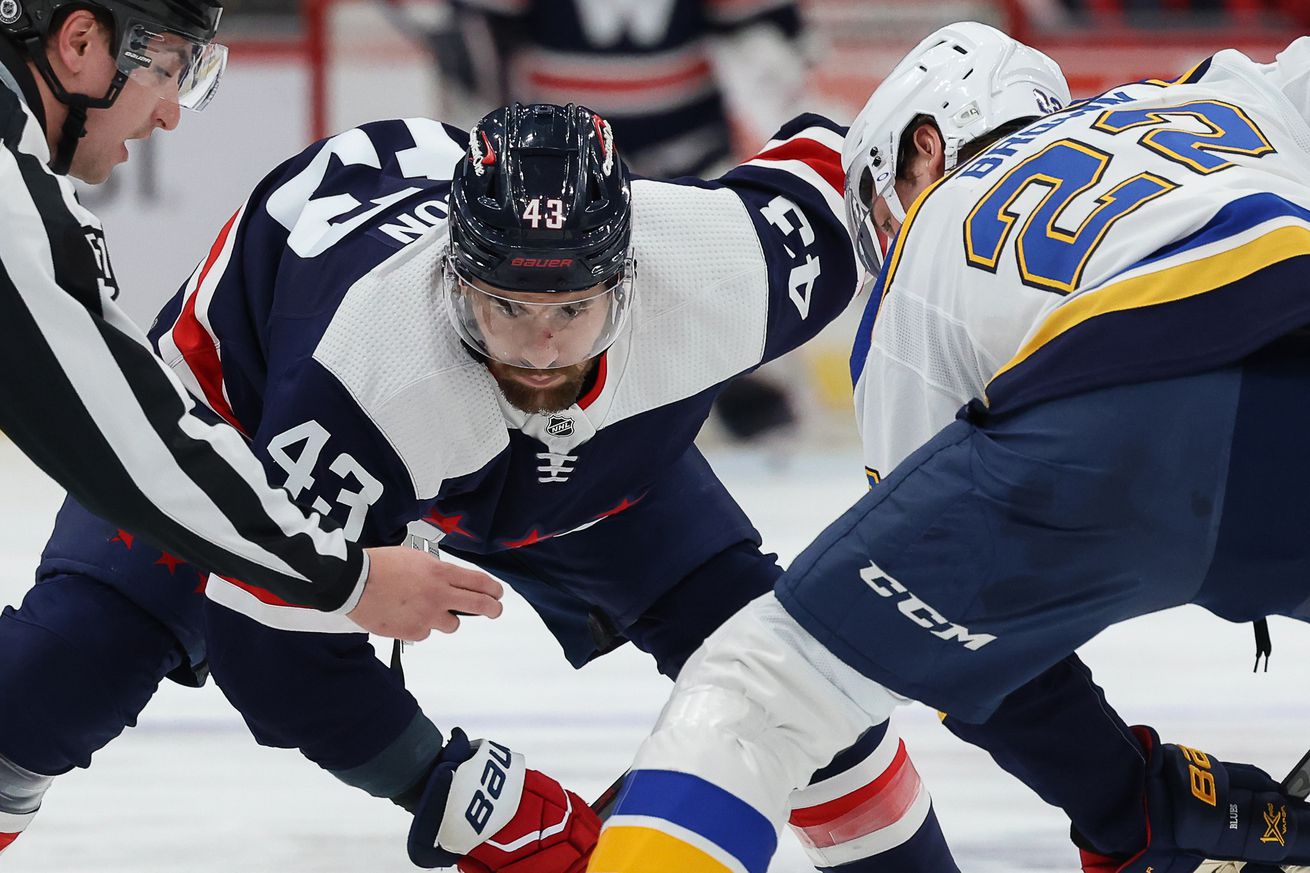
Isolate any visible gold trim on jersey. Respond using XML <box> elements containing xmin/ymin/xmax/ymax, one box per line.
<box><xmin>881</xmin><ymin>176</ymin><xmax>951</xmax><ymax>292</ymax></box>
<box><xmin>862</xmin><ymin>175</ymin><xmax>951</xmax><ymax>355</ymax></box>
<box><xmin>1142</xmin><ymin>57</ymin><xmax>1211</xmax><ymax>88</ymax></box>
<box><xmin>986</xmin><ymin>223</ymin><xmax>1310</xmax><ymax>398</ymax></box>
<box><xmin>1091</xmin><ymin>100</ymin><xmax>1275</xmax><ymax>177</ymax></box>
<box><xmin>963</xmin><ymin>139</ymin><xmax>1178</xmax><ymax>294</ymax></box>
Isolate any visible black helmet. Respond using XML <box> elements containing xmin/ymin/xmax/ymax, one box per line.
<box><xmin>2</xmin><ymin>0</ymin><xmax>226</xmax><ymax>173</ymax></box>
<box><xmin>447</xmin><ymin>102</ymin><xmax>632</xmax><ymax>292</ymax></box>
<box><xmin>0</xmin><ymin>0</ymin><xmax>221</xmax><ymax>46</ymax></box>
<box><xmin>442</xmin><ymin>103</ymin><xmax>637</xmax><ymax>370</ymax></box>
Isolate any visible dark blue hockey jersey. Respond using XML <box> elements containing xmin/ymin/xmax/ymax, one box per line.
<box><xmin>137</xmin><ymin>113</ymin><xmax>855</xmax><ymax>645</ymax></box>
<box><xmin>450</xmin><ymin>0</ymin><xmax>804</xmax><ymax>176</ymax></box>
<box><xmin>37</xmin><ymin>113</ymin><xmax>857</xmax><ymax>794</ymax></box>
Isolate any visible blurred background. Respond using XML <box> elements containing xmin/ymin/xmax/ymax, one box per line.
<box><xmin>4</xmin><ymin>7</ymin><xmax>1303</xmax><ymax>869</ymax></box>
<box><xmin>87</xmin><ymin>0</ymin><xmax>1306</xmax><ymax>447</ymax></box>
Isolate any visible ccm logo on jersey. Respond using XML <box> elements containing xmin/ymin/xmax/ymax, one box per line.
<box><xmin>860</xmin><ymin>561</ymin><xmax>996</xmax><ymax>650</ymax></box>
<box><xmin>512</xmin><ymin>257</ymin><xmax>574</xmax><ymax>268</ymax></box>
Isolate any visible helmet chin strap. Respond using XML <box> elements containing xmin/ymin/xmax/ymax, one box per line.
<box><xmin>23</xmin><ymin>36</ymin><xmax>127</xmax><ymax>175</ymax></box>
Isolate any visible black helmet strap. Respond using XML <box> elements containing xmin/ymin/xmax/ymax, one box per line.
<box><xmin>23</xmin><ymin>34</ymin><xmax>127</xmax><ymax>175</ymax></box>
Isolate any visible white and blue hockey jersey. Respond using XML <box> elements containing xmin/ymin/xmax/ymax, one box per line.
<box><xmin>852</xmin><ymin>39</ymin><xmax>1310</xmax><ymax>487</ymax></box>
<box><xmin>33</xmin><ymin>111</ymin><xmax>858</xmax><ymax>797</ymax></box>
<box><xmin>132</xmin><ymin>113</ymin><xmax>857</xmax><ymax>653</ymax></box>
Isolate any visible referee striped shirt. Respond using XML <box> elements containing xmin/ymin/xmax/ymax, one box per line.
<box><xmin>0</xmin><ymin>45</ymin><xmax>368</xmax><ymax>616</ymax></box>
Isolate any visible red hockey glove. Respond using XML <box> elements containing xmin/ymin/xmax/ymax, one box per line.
<box><xmin>407</xmin><ymin>728</ymin><xmax>601</xmax><ymax>873</ymax></box>
<box><xmin>1076</xmin><ymin>727</ymin><xmax>1310</xmax><ymax>873</ymax></box>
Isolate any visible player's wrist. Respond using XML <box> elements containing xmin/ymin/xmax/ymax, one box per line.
<box><xmin>407</xmin><ymin>728</ymin><xmax>527</xmax><ymax>868</ymax></box>
<box><xmin>405</xmin><ymin>729</ymin><xmax>601</xmax><ymax>872</ymax></box>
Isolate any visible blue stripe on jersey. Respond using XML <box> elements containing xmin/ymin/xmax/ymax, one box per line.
<box><xmin>613</xmin><ymin>769</ymin><xmax>777</xmax><ymax>873</ymax></box>
<box><xmin>1134</xmin><ymin>192</ymin><xmax>1310</xmax><ymax>272</ymax></box>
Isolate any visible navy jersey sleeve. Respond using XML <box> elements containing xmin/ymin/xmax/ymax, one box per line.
<box><xmin>196</xmin><ymin>363</ymin><xmax>444</xmax><ymax>803</ymax></box>
<box><xmin>716</xmin><ymin>114</ymin><xmax>860</xmax><ymax>364</ymax></box>
<box><xmin>165</xmin><ymin>120</ymin><xmax>474</xmax><ymax>801</ymax></box>
<box><xmin>148</xmin><ymin>116</ymin><xmax>467</xmax><ymax>625</ymax></box>
<box><xmin>193</xmin><ymin>340</ymin><xmax>443</xmax><ymax>801</ymax></box>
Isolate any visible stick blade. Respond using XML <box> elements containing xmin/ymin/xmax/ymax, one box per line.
<box><xmin>1283</xmin><ymin>748</ymin><xmax>1310</xmax><ymax>800</ymax></box>
<box><xmin>591</xmin><ymin>772</ymin><xmax>629</xmax><ymax>821</ymax></box>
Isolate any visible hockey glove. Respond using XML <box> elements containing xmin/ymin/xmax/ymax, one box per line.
<box><xmin>1077</xmin><ymin>727</ymin><xmax>1310</xmax><ymax>873</ymax></box>
<box><xmin>407</xmin><ymin>728</ymin><xmax>601</xmax><ymax>873</ymax></box>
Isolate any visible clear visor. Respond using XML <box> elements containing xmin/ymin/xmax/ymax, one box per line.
<box><xmin>442</xmin><ymin>257</ymin><xmax>636</xmax><ymax>370</ymax></box>
<box><xmin>844</xmin><ymin>163</ymin><xmax>894</xmax><ymax>275</ymax></box>
<box><xmin>118</xmin><ymin>21</ymin><xmax>228</xmax><ymax>111</ymax></box>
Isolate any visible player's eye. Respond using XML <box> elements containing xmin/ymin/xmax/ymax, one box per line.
<box><xmin>492</xmin><ymin>299</ymin><xmax>522</xmax><ymax>317</ymax></box>
<box><xmin>859</xmin><ymin>168</ymin><xmax>875</xmax><ymax>210</ymax></box>
<box><xmin>559</xmin><ymin>303</ymin><xmax>588</xmax><ymax>320</ymax></box>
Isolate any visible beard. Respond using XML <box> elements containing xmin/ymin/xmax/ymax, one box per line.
<box><xmin>486</xmin><ymin>359</ymin><xmax>596</xmax><ymax>414</ymax></box>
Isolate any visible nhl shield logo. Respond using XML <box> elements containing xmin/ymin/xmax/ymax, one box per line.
<box><xmin>545</xmin><ymin>415</ymin><xmax>574</xmax><ymax>437</ymax></box>
<box><xmin>0</xmin><ymin>0</ymin><xmax>21</xmax><ymax>24</ymax></box>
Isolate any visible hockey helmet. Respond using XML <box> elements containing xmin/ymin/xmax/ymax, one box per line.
<box><xmin>2</xmin><ymin>0</ymin><xmax>226</xmax><ymax>172</ymax></box>
<box><xmin>842</xmin><ymin>21</ymin><xmax>1069</xmax><ymax>272</ymax></box>
<box><xmin>444</xmin><ymin>103</ymin><xmax>636</xmax><ymax>369</ymax></box>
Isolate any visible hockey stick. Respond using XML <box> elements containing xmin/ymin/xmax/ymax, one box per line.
<box><xmin>1283</xmin><ymin>748</ymin><xmax>1310</xmax><ymax>800</ymax></box>
<box><xmin>591</xmin><ymin>771</ymin><xmax>629</xmax><ymax>821</ymax></box>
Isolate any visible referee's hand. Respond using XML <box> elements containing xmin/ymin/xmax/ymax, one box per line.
<box><xmin>348</xmin><ymin>547</ymin><xmax>504</xmax><ymax>640</ymax></box>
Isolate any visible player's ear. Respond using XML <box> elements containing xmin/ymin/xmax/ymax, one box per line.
<box><xmin>904</xmin><ymin>122</ymin><xmax>943</xmax><ymax>183</ymax></box>
<box><xmin>49</xmin><ymin>9</ymin><xmax>108</xmax><ymax>73</ymax></box>
<box><xmin>913</xmin><ymin>123</ymin><xmax>946</xmax><ymax>179</ymax></box>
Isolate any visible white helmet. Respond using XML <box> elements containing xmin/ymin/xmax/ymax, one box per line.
<box><xmin>843</xmin><ymin>21</ymin><xmax>1070</xmax><ymax>272</ymax></box>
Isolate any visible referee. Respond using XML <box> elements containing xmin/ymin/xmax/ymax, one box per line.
<box><xmin>0</xmin><ymin>0</ymin><xmax>501</xmax><ymax>642</ymax></box>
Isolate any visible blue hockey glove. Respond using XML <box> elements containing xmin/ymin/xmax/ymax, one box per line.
<box><xmin>1078</xmin><ymin>727</ymin><xmax>1310</xmax><ymax>873</ymax></box>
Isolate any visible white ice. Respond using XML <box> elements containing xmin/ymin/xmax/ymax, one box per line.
<box><xmin>1</xmin><ymin>439</ymin><xmax>1307</xmax><ymax>872</ymax></box>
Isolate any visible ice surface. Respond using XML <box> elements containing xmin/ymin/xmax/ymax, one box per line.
<box><xmin>1</xmin><ymin>440</ymin><xmax>1306</xmax><ymax>872</ymax></box>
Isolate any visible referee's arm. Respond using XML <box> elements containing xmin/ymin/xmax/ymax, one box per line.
<box><xmin>0</xmin><ymin>129</ymin><xmax>367</xmax><ymax>615</ymax></box>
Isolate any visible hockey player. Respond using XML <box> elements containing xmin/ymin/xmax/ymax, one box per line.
<box><xmin>0</xmin><ymin>0</ymin><xmax>497</xmax><ymax>646</ymax></box>
<box><xmin>590</xmin><ymin>31</ymin><xmax>1310</xmax><ymax>873</ymax></box>
<box><xmin>428</xmin><ymin>0</ymin><xmax>813</xmax><ymax>443</ymax></box>
<box><xmin>430</xmin><ymin>0</ymin><xmax>808</xmax><ymax>178</ymax></box>
<box><xmin>0</xmin><ymin>102</ymin><xmax>965</xmax><ymax>871</ymax></box>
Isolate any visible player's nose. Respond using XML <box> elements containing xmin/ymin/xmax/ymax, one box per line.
<box><xmin>518</xmin><ymin>331</ymin><xmax>560</xmax><ymax>369</ymax></box>
<box><xmin>156</xmin><ymin>98</ymin><xmax>182</xmax><ymax>132</ymax></box>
